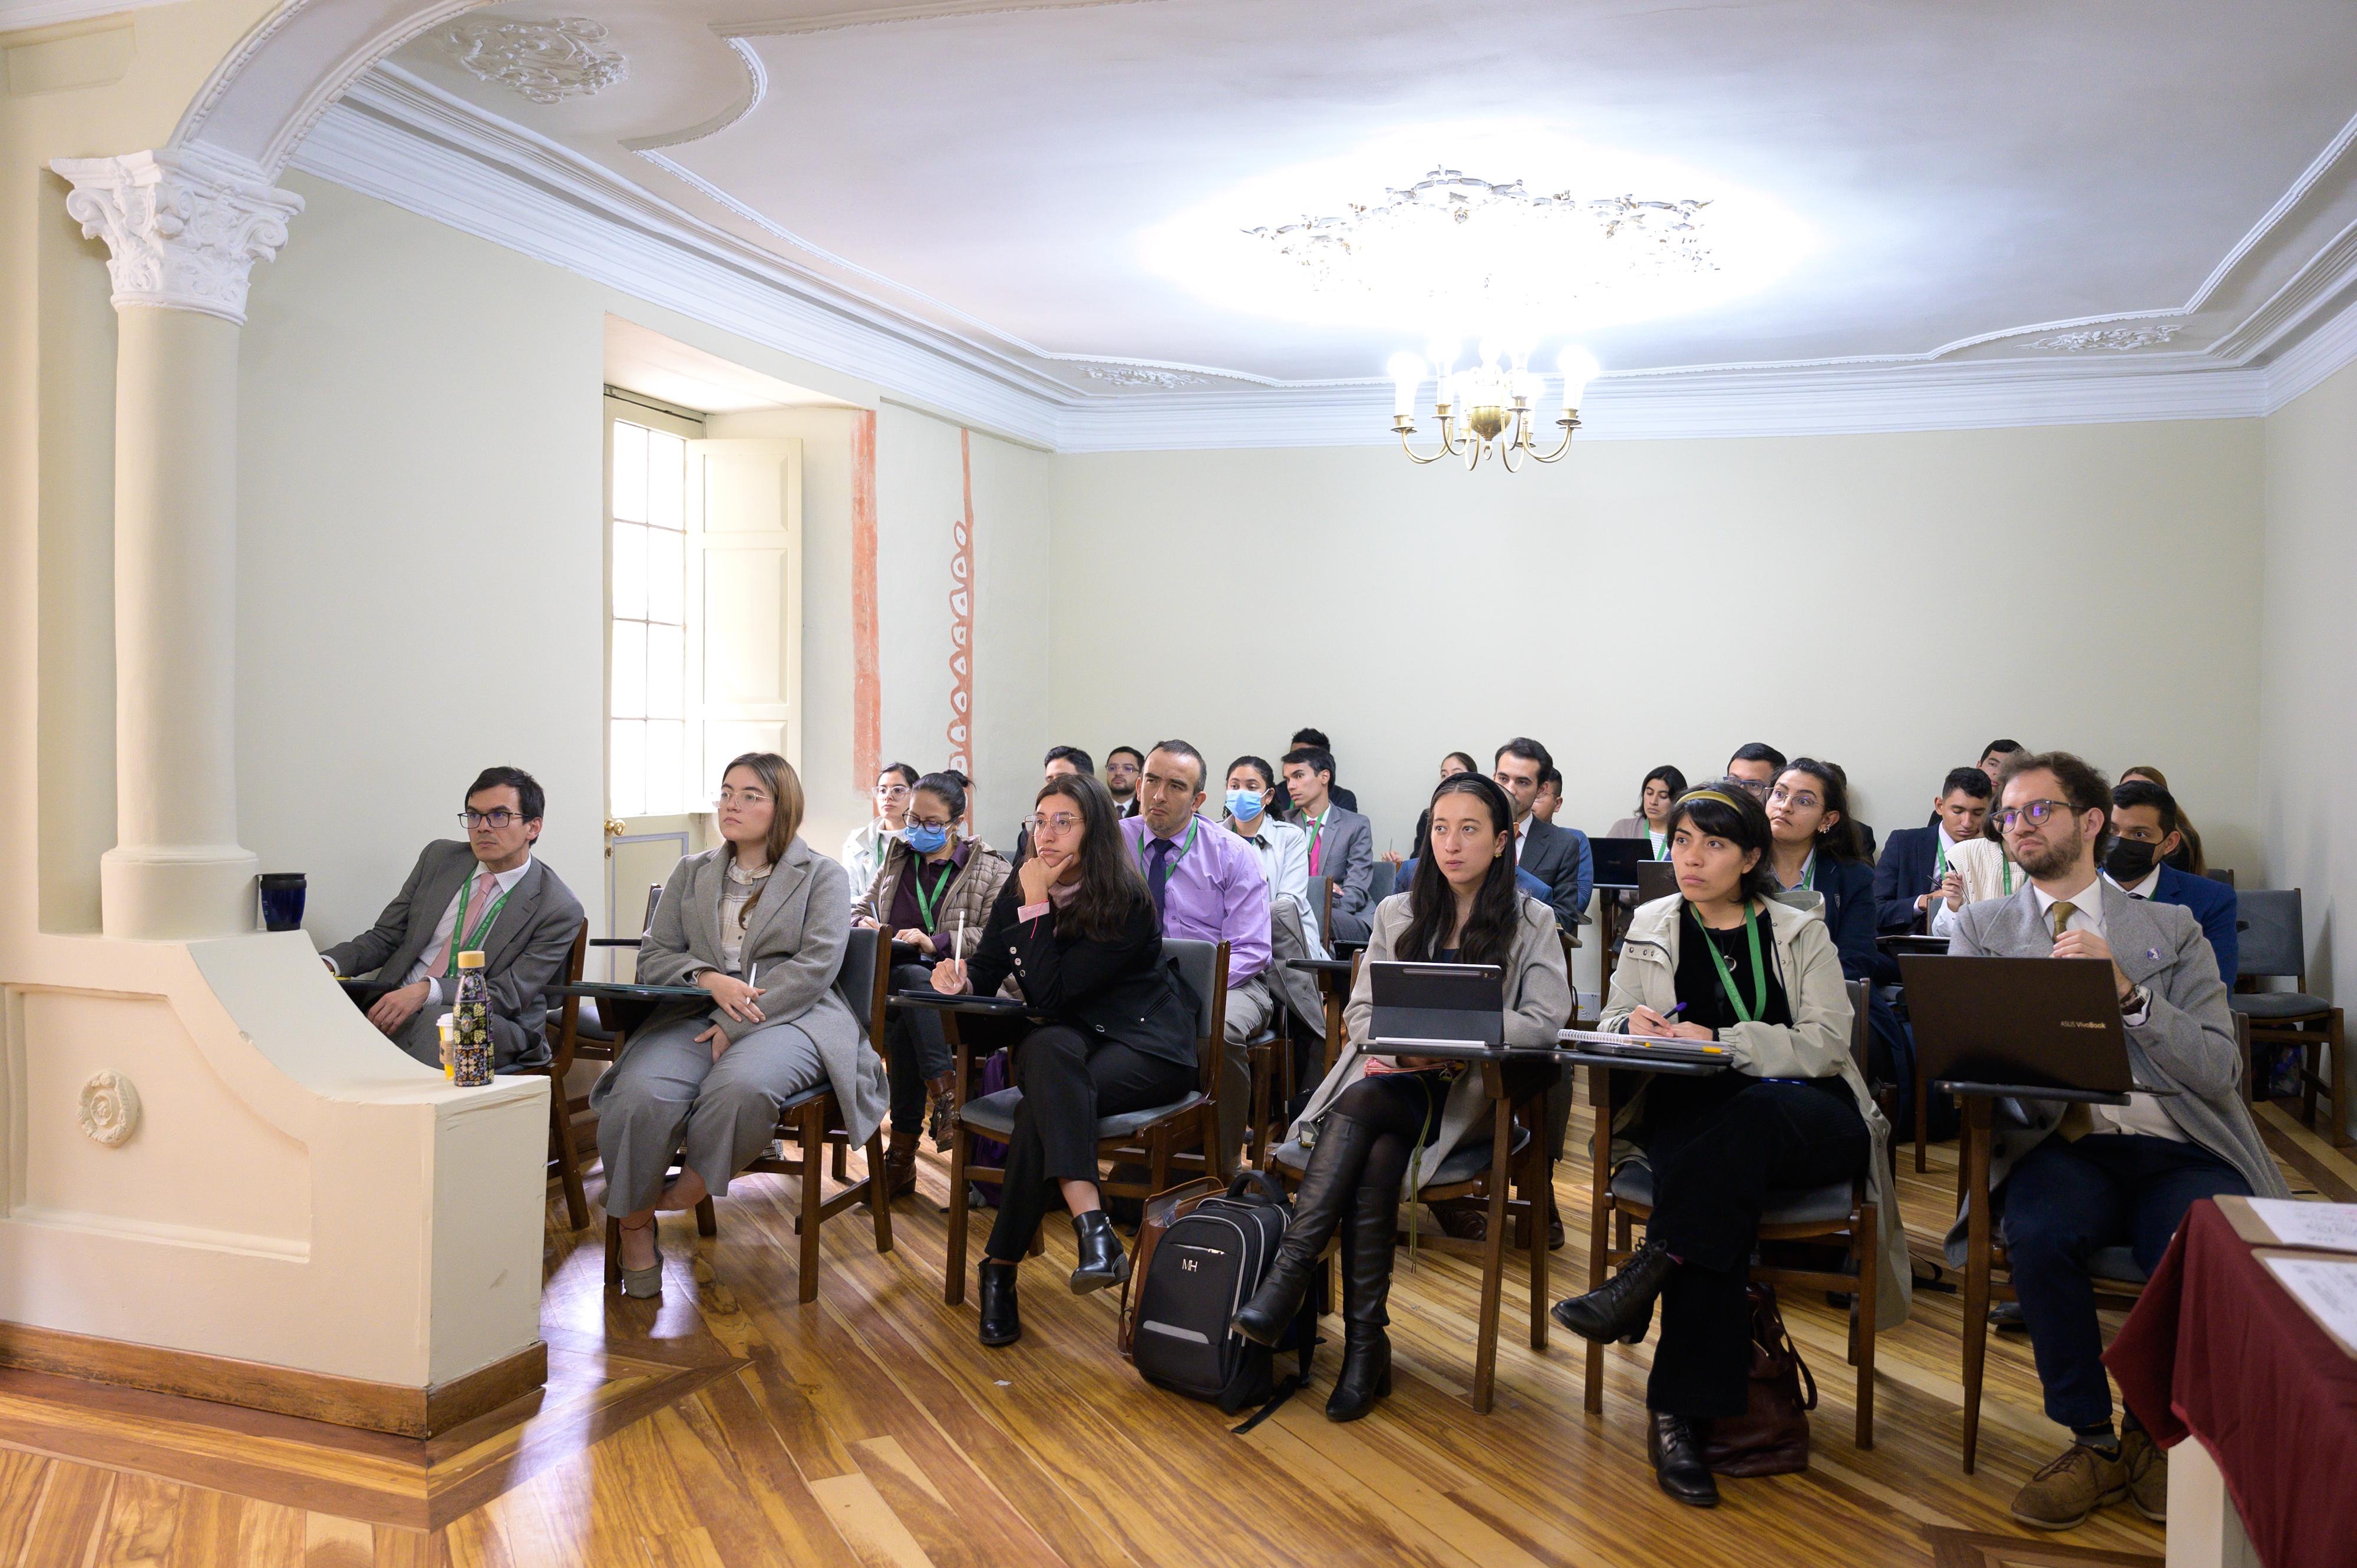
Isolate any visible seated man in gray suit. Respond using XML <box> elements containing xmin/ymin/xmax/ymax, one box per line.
<box><xmin>1491</xmin><ymin>737</ymin><xmax>1592</xmax><ymax>930</ymax></box>
<box><xmin>1945</xmin><ymin>750</ymin><xmax>2287</xmax><ymax>1533</ymax></box>
<box><xmin>321</xmin><ymin>766</ymin><xmax>586</xmax><ymax>1071</ymax></box>
<box><xmin>1281</xmin><ymin>744</ymin><xmax>1375</xmax><ymax>944</ymax></box>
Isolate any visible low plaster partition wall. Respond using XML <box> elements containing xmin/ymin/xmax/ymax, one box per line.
<box><xmin>0</xmin><ymin>930</ymin><xmax>548</xmax><ymax>1437</ymax></box>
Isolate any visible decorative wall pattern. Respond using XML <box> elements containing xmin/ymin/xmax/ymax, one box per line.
<box><xmin>946</xmin><ymin>430</ymin><xmax>976</xmax><ymax>775</ymax></box>
<box><xmin>851</xmin><ymin>411</ymin><xmax>881</xmax><ymax>790</ymax></box>
<box><xmin>438</xmin><ymin>16</ymin><xmax>629</xmax><ymax>104</ymax></box>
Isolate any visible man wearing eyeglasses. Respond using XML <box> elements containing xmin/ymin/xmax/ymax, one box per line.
<box><xmin>1941</xmin><ymin>751</ymin><xmax>2286</xmax><ymax>1532</ymax></box>
<box><xmin>320</xmin><ymin>766</ymin><xmax>586</xmax><ymax>1072</ymax></box>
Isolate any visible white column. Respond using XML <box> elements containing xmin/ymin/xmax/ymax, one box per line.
<box><xmin>51</xmin><ymin>150</ymin><xmax>303</xmax><ymax>940</ymax></box>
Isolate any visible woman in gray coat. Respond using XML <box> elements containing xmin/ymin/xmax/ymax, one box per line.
<box><xmin>599</xmin><ymin>752</ymin><xmax>886</xmax><ymax>1298</ymax></box>
<box><xmin>1232</xmin><ymin>774</ymin><xmax>1571</xmax><ymax>1422</ymax></box>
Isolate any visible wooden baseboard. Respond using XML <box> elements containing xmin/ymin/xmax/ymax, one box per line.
<box><xmin>0</xmin><ymin>1321</ymin><xmax>546</xmax><ymax>1438</ymax></box>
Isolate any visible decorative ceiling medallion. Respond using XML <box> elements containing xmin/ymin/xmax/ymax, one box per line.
<box><xmin>1246</xmin><ymin>166</ymin><xmax>1715</xmax><ymax>317</ymax></box>
<box><xmin>78</xmin><ymin>1071</ymin><xmax>140</xmax><ymax>1147</ymax></box>
<box><xmin>438</xmin><ymin>16</ymin><xmax>627</xmax><ymax>105</ymax></box>
<box><xmin>2034</xmin><ymin>324</ymin><xmax>2185</xmax><ymax>352</ymax></box>
<box><xmin>1080</xmin><ymin>365</ymin><xmax>1211</xmax><ymax>389</ymax></box>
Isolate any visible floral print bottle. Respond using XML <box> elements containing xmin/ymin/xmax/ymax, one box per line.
<box><xmin>452</xmin><ymin>950</ymin><xmax>493</xmax><ymax>1086</ymax></box>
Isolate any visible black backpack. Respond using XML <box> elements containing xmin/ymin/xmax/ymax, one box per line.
<box><xmin>1130</xmin><ymin>1171</ymin><xmax>1316</xmax><ymax>1422</ymax></box>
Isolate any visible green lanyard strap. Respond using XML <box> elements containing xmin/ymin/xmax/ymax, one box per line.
<box><xmin>910</xmin><ymin>854</ymin><xmax>958</xmax><ymax>932</ymax></box>
<box><xmin>1688</xmin><ymin>903</ymin><xmax>1767</xmax><ymax>1024</ymax></box>
<box><xmin>1137</xmin><ymin>818</ymin><xmax>1200</xmax><ymax>876</ymax></box>
<box><xmin>445</xmin><ymin>875</ymin><xmax>514</xmax><ymax>978</ymax></box>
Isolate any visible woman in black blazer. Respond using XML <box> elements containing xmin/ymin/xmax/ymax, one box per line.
<box><xmin>931</xmin><ymin>770</ymin><xmax>1193</xmax><ymax>1347</ymax></box>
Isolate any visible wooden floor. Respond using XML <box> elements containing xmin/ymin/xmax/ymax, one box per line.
<box><xmin>4</xmin><ymin>1098</ymin><xmax>2349</xmax><ymax>1568</ymax></box>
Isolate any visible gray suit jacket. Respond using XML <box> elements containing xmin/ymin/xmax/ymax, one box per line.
<box><xmin>1941</xmin><ymin>877</ymin><xmax>2289</xmax><ymax>1265</ymax></box>
<box><xmin>1293</xmin><ymin>804</ymin><xmax>1374</xmax><ymax>939</ymax></box>
<box><xmin>323</xmin><ymin>840</ymin><xmax>583</xmax><ymax>1069</ymax></box>
<box><xmin>635</xmin><ymin>838</ymin><xmax>887</xmax><ymax>1147</ymax></box>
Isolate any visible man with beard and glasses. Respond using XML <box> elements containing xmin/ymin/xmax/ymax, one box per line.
<box><xmin>1945</xmin><ymin>751</ymin><xmax>2286</xmax><ymax>1533</ymax></box>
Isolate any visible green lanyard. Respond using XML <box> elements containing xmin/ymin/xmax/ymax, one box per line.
<box><xmin>910</xmin><ymin>854</ymin><xmax>958</xmax><ymax>932</ymax></box>
<box><xmin>1138</xmin><ymin>818</ymin><xmax>1200</xmax><ymax>877</ymax></box>
<box><xmin>1935</xmin><ymin>839</ymin><xmax>1948</xmax><ymax>879</ymax></box>
<box><xmin>1795</xmin><ymin>851</ymin><xmax>1815</xmax><ymax>892</ymax></box>
<box><xmin>1303</xmin><ymin>811</ymin><xmax>1325</xmax><ymax>869</ymax></box>
<box><xmin>445</xmin><ymin>874</ymin><xmax>514</xmax><ymax>977</ymax></box>
<box><xmin>1688</xmin><ymin>903</ymin><xmax>1767</xmax><ymax>1024</ymax></box>
<box><xmin>2002</xmin><ymin>859</ymin><xmax>2015</xmax><ymax>894</ymax></box>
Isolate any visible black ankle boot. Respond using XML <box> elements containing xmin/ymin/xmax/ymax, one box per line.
<box><xmin>1069</xmin><ymin>1210</ymin><xmax>1129</xmax><ymax>1295</ymax></box>
<box><xmin>1326</xmin><ymin>1182</ymin><xmax>1395</xmax><ymax>1421</ymax></box>
<box><xmin>977</xmin><ymin>1260</ymin><xmax>1021</xmax><ymax>1346</ymax></box>
<box><xmin>1551</xmin><ymin>1237</ymin><xmax>1676</xmax><ymax>1345</ymax></box>
<box><xmin>1234</xmin><ymin>1116</ymin><xmax>1375</xmax><ymax>1346</ymax></box>
<box><xmin>1648</xmin><ymin>1411</ymin><xmax>1719</xmax><ymax>1507</ymax></box>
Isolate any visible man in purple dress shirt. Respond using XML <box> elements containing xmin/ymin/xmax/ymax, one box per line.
<box><xmin>1121</xmin><ymin>740</ymin><xmax>1275</xmax><ymax>1178</ymax></box>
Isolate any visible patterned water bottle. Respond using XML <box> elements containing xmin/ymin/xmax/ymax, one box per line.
<box><xmin>452</xmin><ymin>951</ymin><xmax>493</xmax><ymax>1086</ymax></box>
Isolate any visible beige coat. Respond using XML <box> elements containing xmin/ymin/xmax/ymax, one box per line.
<box><xmin>1289</xmin><ymin>893</ymin><xmax>1573</xmax><ymax>1194</ymax></box>
<box><xmin>1603</xmin><ymin>893</ymin><xmax>1912</xmax><ymax>1331</ymax></box>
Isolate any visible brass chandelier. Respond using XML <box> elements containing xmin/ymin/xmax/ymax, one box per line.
<box><xmin>1389</xmin><ymin>344</ymin><xmax>1598</xmax><ymax>470</ymax></box>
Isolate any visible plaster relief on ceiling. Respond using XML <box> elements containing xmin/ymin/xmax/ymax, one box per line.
<box><xmin>2034</xmin><ymin>325</ymin><xmax>2186</xmax><ymax>352</ymax></box>
<box><xmin>1081</xmin><ymin>365</ymin><xmax>1211</xmax><ymax>388</ymax></box>
<box><xmin>439</xmin><ymin>16</ymin><xmax>626</xmax><ymax>104</ymax></box>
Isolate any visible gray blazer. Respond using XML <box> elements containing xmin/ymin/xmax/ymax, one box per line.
<box><xmin>1942</xmin><ymin>877</ymin><xmax>2290</xmax><ymax>1265</ymax></box>
<box><xmin>1294</xmin><ymin>803</ymin><xmax>1375</xmax><ymax>937</ymax></box>
<box><xmin>1518</xmin><ymin>817</ymin><xmax>1591</xmax><ymax>929</ymax></box>
<box><xmin>323</xmin><ymin>840</ymin><xmax>583</xmax><ymax>1068</ymax></box>
<box><xmin>635</xmin><ymin>838</ymin><xmax>887</xmax><ymax>1147</ymax></box>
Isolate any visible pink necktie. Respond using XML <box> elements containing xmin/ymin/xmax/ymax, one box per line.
<box><xmin>435</xmin><ymin>870</ymin><xmax>498</xmax><ymax>975</ymax></box>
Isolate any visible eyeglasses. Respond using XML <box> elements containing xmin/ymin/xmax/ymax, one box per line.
<box><xmin>874</xmin><ymin>784</ymin><xmax>910</xmax><ymax>800</ymax></box>
<box><xmin>1026</xmin><ymin>811</ymin><xmax>1082</xmax><ymax>838</ymax></box>
<box><xmin>1732</xmin><ymin>778</ymin><xmax>1771</xmax><ymax>800</ymax></box>
<box><xmin>1991</xmin><ymin>800</ymin><xmax>2074</xmax><ymax>833</ymax></box>
<box><xmin>1767</xmin><ymin>784</ymin><xmax>1821</xmax><ymax>811</ymax></box>
<box><xmin>907</xmin><ymin>816</ymin><xmax>953</xmax><ymax>832</ymax></box>
<box><xmin>459</xmin><ymin>809</ymin><xmax>524</xmax><ymax>829</ymax></box>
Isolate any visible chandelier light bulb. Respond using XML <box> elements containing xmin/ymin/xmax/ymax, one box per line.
<box><xmin>1387</xmin><ymin>352</ymin><xmax>1425</xmax><ymax>417</ymax></box>
<box><xmin>1557</xmin><ymin>345</ymin><xmax>1601</xmax><ymax>414</ymax></box>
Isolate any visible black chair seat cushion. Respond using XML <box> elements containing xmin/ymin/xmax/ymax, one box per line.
<box><xmin>956</xmin><ymin>1086</ymin><xmax>1207</xmax><ymax>1142</ymax></box>
<box><xmin>2229</xmin><ymin>992</ymin><xmax>2332</xmax><ymax>1021</ymax></box>
<box><xmin>1267</xmin><ymin>1123</ymin><xmax>1531</xmax><ymax>1190</ymax></box>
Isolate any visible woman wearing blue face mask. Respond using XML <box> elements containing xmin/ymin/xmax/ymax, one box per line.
<box><xmin>1223</xmin><ymin>755</ymin><xmax>1324</xmax><ymax>959</ymax></box>
<box><xmin>853</xmin><ymin>770</ymin><xmax>1013</xmax><ymax>1198</ymax></box>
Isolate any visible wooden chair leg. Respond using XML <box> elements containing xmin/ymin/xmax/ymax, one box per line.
<box><xmin>833</xmin><ymin>1140</ymin><xmax>850</xmax><ymax>1183</ymax></box>
<box><xmin>797</xmin><ymin>1106</ymin><xmax>824</xmax><ymax>1305</ymax></box>
<box><xmin>1914</xmin><ymin>1062</ymin><xmax>1929</xmax><ymax>1173</ymax></box>
<box><xmin>1470</xmin><ymin>1092</ymin><xmax>1513</xmax><ymax>1414</ymax></box>
<box><xmin>1028</xmin><ymin>1216</ymin><xmax>1047</xmax><ymax>1257</ymax></box>
<box><xmin>604</xmin><ymin>1214</ymin><xmax>622</xmax><ymax>1290</ymax></box>
<box><xmin>1960</xmin><ymin>1102</ymin><xmax>1993</xmax><ymax>1474</ymax></box>
<box><xmin>695</xmin><ymin>1196</ymin><xmax>717</xmax><ymax>1237</ymax></box>
<box><xmin>944</xmin><ymin>1126</ymin><xmax>971</xmax><ymax>1306</ymax></box>
<box><xmin>1526</xmin><ymin>1140</ymin><xmax>1550</xmax><ymax>1351</ymax></box>
<box><xmin>552</xmin><ymin>1085</ymin><xmax>590</xmax><ymax>1232</ymax></box>
<box><xmin>2330</xmin><ymin>1011</ymin><xmax>2351</xmax><ymax>1150</ymax></box>
<box><xmin>1583</xmin><ymin>1064</ymin><xmax>1612</xmax><ymax>1418</ymax></box>
<box><xmin>1854</xmin><ymin>1203</ymin><xmax>1879</xmax><ymax>1451</ymax></box>
<box><xmin>866</xmin><ymin>1132</ymin><xmax>893</xmax><ymax>1253</ymax></box>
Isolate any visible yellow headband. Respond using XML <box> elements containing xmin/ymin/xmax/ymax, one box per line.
<box><xmin>1681</xmin><ymin>789</ymin><xmax>1747</xmax><ymax>812</ymax></box>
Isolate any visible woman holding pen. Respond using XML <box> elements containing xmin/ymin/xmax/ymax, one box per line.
<box><xmin>1549</xmin><ymin>780</ymin><xmax>1904</xmax><ymax>1508</ymax></box>
<box><xmin>929</xmin><ymin>770</ymin><xmax>1194</xmax><ymax>1348</ymax></box>
<box><xmin>854</xmin><ymin>770</ymin><xmax>1012</xmax><ymax>1199</ymax></box>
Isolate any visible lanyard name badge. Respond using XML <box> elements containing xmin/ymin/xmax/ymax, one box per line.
<box><xmin>910</xmin><ymin>854</ymin><xmax>958</xmax><ymax>932</ymax></box>
<box><xmin>1138</xmin><ymin>818</ymin><xmax>1200</xmax><ymax>885</ymax></box>
<box><xmin>1689</xmin><ymin>903</ymin><xmax>1768</xmax><ymax>1024</ymax></box>
<box><xmin>445</xmin><ymin>874</ymin><xmax>513</xmax><ymax>976</ymax></box>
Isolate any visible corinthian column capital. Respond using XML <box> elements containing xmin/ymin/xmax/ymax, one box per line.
<box><xmin>51</xmin><ymin>148</ymin><xmax>305</xmax><ymax>326</ymax></box>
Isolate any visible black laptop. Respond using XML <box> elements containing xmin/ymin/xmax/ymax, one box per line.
<box><xmin>1635</xmin><ymin>860</ymin><xmax>1681</xmax><ymax>904</ymax></box>
<box><xmin>1900</xmin><ymin>955</ymin><xmax>2160</xmax><ymax>1095</ymax></box>
<box><xmin>1367</xmin><ymin>961</ymin><xmax>1504</xmax><ymax>1048</ymax></box>
<box><xmin>1590</xmin><ymin>837</ymin><xmax>1649</xmax><ymax>891</ymax></box>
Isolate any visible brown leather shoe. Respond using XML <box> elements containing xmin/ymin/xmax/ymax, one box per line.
<box><xmin>2121</xmin><ymin>1426</ymin><xmax>2166</xmax><ymax>1522</ymax></box>
<box><xmin>880</xmin><ymin>1127</ymin><xmax>919</xmax><ymax>1198</ymax></box>
<box><xmin>2011</xmin><ymin>1441</ymin><xmax>2128</xmax><ymax>1530</ymax></box>
<box><xmin>1430</xmin><ymin>1199</ymin><xmax>1487</xmax><ymax>1242</ymax></box>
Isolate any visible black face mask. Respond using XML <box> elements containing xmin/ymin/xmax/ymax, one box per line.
<box><xmin>2103</xmin><ymin>837</ymin><xmax>2160</xmax><ymax>883</ymax></box>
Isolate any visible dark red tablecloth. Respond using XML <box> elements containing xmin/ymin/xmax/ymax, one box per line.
<box><xmin>2105</xmin><ymin>1199</ymin><xmax>2357</xmax><ymax>1568</ymax></box>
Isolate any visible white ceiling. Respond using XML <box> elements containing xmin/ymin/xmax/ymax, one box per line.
<box><xmin>311</xmin><ymin>0</ymin><xmax>2357</xmax><ymax>443</ymax></box>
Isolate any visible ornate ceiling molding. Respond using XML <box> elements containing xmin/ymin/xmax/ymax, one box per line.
<box><xmin>2034</xmin><ymin>325</ymin><xmax>2186</xmax><ymax>352</ymax></box>
<box><xmin>437</xmin><ymin>15</ymin><xmax>626</xmax><ymax>104</ymax></box>
<box><xmin>51</xmin><ymin>147</ymin><xmax>305</xmax><ymax>324</ymax></box>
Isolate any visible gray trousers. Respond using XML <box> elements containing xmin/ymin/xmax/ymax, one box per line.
<box><xmin>1214</xmin><ymin>971</ymin><xmax>1277</xmax><ymax>1176</ymax></box>
<box><xmin>590</xmin><ymin>1014</ymin><xmax>823</xmax><ymax>1214</ymax></box>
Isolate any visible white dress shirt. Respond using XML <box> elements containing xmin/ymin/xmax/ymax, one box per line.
<box><xmin>2029</xmin><ymin>876</ymin><xmax>2177</xmax><ymax>1141</ymax></box>
<box><xmin>404</xmin><ymin>856</ymin><xmax>534</xmax><ymax>1005</ymax></box>
<box><xmin>1232</xmin><ymin>815</ymin><xmax>1326</xmax><ymax>959</ymax></box>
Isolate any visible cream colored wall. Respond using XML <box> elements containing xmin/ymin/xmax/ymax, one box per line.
<box><xmin>1048</xmin><ymin>423</ymin><xmax>2269</xmax><ymax>876</ymax></box>
<box><xmin>2259</xmin><ymin>358</ymin><xmax>2357</xmax><ymax>1100</ymax></box>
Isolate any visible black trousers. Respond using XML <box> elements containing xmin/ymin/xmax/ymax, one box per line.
<box><xmin>986</xmin><ymin>1026</ymin><xmax>1194</xmax><ymax>1260</ymax></box>
<box><xmin>884</xmin><ymin>962</ymin><xmax>952</xmax><ymax>1132</ymax></box>
<box><xmin>1638</xmin><ymin>1077</ymin><xmax>1869</xmax><ymax>1418</ymax></box>
<box><xmin>1292</xmin><ymin>1059</ymin><xmax>1559</xmax><ymax>1276</ymax></box>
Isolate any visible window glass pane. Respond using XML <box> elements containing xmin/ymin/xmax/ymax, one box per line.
<box><xmin>612</xmin><ymin>521</ymin><xmax>647</xmax><ymax>623</ymax></box>
<box><xmin>645</xmin><ymin>624</ymin><xmax>684</xmax><ymax>719</ymax></box>
<box><xmin>648</xmin><ymin>431</ymin><xmax>685</xmax><ymax>530</ymax></box>
<box><xmin>646</xmin><ymin>720</ymin><xmax>685</xmax><ymax>815</ymax></box>
<box><xmin>610</xmin><ymin>619</ymin><xmax>646</xmax><ymax>719</ymax></box>
<box><xmin>609</xmin><ymin>721</ymin><xmax>645</xmax><ymax>817</ymax></box>
<box><xmin>646</xmin><ymin>524</ymin><xmax>684</xmax><ymax>626</ymax></box>
<box><xmin>610</xmin><ymin>422</ymin><xmax>648</xmax><ymax>524</ymax></box>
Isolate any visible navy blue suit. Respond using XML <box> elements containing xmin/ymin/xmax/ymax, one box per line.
<box><xmin>1874</xmin><ymin>825</ymin><xmax>1948</xmax><ymax>934</ymax></box>
<box><xmin>2137</xmin><ymin>864</ymin><xmax>2239</xmax><ymax>989</ymax></box>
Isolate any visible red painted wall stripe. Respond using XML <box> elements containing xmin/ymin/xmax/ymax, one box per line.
<box><xmin>850</xmin><ymin>410</ymin><xmax>881</xmax><ymax>790</ymax></box>
<box><xmin>947</xmin><ymin>428</ymin><xmax>976</xmax><ymax>775</ymax></box>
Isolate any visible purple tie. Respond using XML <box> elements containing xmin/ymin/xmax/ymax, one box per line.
<box><xmin>1147</xmin><ymin>837</ymin><xmax>1176</xmax><ymax>918</ymax></box>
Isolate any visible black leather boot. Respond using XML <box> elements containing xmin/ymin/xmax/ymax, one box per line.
<box><xmin>1068</xmin><ymin>1210</ymin><xmax>1129</xmax><ymax>1295</ymax></box>
<box><xmin>977</xmin><ymin>1260</ymin><xmax>1021</xmax><ymax>1346</ymax></box>
<box><xmin>1551</xmin><ymin>1237</ymin><xmax>1676</xmax><ymax>1345</ymax></box>
<box><xmin>1325</xmin><ymin>1181</ymin><xmax>1395</xmax><ymax>1421</ymax></box>
<box><xmin>1648</xmin><ymin>1411</ymin><xmax>1719</xmax><ymax>1507</ymax></box>
<box><xmin>1233</xmin><ymin>1115</ymin><xmax>1375</xmax><ymax>1346</ymax></box>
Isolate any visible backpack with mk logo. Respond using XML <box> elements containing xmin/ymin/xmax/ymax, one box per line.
<box><xmin>1126</xmin><ymin>1170</ymin><xmax>1315</xmax><ymax>1422</ymax></box>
